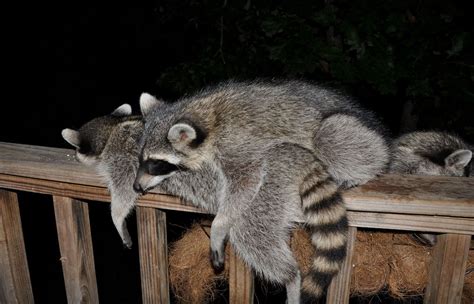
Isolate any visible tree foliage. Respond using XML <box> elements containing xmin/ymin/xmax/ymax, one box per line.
<box><xmin>153</xmin><ymin>0</ymin><xmax>472</xmax><ymax>137</ymax></box>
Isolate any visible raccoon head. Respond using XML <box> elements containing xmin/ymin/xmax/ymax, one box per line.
<box><xmin>443</xmin><ymin>149</ymin><xmax>472</xmax><ymax>176</ymax></box>
<box><xmin>61</xmin><ymin>103</ymin><xmax>133</xmax><ymax>166</ymax></box>
<box><xmin>414</xmin><ymin>148</ymin><xmax>472</xmax><ymax>177</ymax></box>
<box><xmin>133</xmin><ymin>93</ymin><xmax>208</xmax><ymax>193</ymax></box>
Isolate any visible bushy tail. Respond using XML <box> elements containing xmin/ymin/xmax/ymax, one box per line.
<box><xmin>299</xmin><ymin>165</ymin><xmax>348</xmax><ymax>301</ymax></box>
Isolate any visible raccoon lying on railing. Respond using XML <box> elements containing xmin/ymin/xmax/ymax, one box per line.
<box><xmin>62</xmin><ymin>80</ymin><xmax>390</xmax><ymax>302</ymax></box>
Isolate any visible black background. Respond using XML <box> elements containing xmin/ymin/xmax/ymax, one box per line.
<box><xmin>2</xmin><ymin>1</ymin><xmax>472</xmax><ymax>303</ymax></box>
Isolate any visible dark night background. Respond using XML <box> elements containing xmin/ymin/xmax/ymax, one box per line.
<box><xmin>2</xmin><ymin>0</ymin><xmax>473</xmax><ymax>303</ymax></box>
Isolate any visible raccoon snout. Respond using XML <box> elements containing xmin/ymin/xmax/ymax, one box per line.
<box><xmin>133</xmin><ymin>167</ymin><xmax>148</xmax><ymax>194</ymax></box>
<box><xmin>133</xmin><ymin>179</ymin><xmax>146</xmax><ymax>194</ymax></box>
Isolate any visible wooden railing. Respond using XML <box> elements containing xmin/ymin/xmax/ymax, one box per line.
<box><xmin>0</xmin><ymin>141</ymin><xmax>473</xmax><ymax>304</ymax></box>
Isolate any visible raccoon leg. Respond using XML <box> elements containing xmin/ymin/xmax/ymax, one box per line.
<box><xmin>210</xmin><ymin>212</ymin><xmax>231</xmax><ymax>270</ymax></box>
<box><xmin>226</xmin><ymin>165</ymin><xmax>302</xmax><ymax>302</ymax></box>
<box><xmin>229</xmin><ymin>211</ymin><xmax>301</xmax><ymax>303</ymax></box>
<box><xmin>110</xmin><ymin>189</ymin><xmax>137</xmax><ymax>249</ymax></box>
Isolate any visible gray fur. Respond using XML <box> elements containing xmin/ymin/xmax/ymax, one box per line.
<box><xmin>62</xmin><ymin>104</ymin><xmax>223</xmax><ymax>249</ymax></box>
<box><xmin>62</xmin><ymin>104</ymin><xmax>143</xmax><ymax>248</ymax></box>
<box><xmin>390</xmin><ymin>131</ymin><xmax>473</xmax><ymax>177</ymax></box>
<box><xmin>389</xmin><ymin>131</ymin><xmax>473</xmax><ymax>245</ymax></box>
<box><xmin>136</xmin><ymin>80</ymin><xmax>388</xmax><ymax>301</ymax></box>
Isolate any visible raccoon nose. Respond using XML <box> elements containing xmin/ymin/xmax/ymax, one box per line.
<box><xmin>133</xmin><ymin>180</ymin><xmax>145</xmax><ymax>194</ymax></box>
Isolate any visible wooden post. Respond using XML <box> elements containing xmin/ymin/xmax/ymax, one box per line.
<box><xmin>326</xmin><ymin>226</ymin><xmax>357</xmax><ymax>304</ymax></box>
<box><xmin>229</xmin><ymin>246</ymin><xmax>254</xmax><ymax>304</ymax></box>
<box><xmin>0</xmin><ymin>189</ymin><xmax>34</xmax><ymax>304</ymax></box>
<box><xmin>137</xmin><ymin>207</ymin><xmax>170</xmax><ymax>304</ymax></box>
<box><xmin>424</xmin><ymin>233</ymin><xmax>471</xmax><ymax>304</ymax></box>
<box><xmin>53</xmin><ymin>196</ymin><xmax>99</xmax><ymax>304</ymax></box>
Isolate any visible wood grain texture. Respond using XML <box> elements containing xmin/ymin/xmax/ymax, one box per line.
<box><xmin>326</xmin><ymin>226</ymin><xmax>357</xmax><ymax>304</ymax></box>
<box><xmin>0</xmin><ymin>174</ymin><xmax>205</xmax><ymax>214</ymax></box>
<box><xmin>345</xmin><ymin>174</ymin><xmax>474</xmax><ymax>217</ymax></box>
<box><xmin>0</xmin><ymin>190</ymin><xmax>34</xmax><ymax>304</ymax></box>
<box><xmin>347</xmin><ymin>211</ymin><xmax>474</xmax><ymax>234</ymax></box>
<box><xmin>137</xmin><ymin>207</ymin><xmax>170</xmax><ymax>304</ymax></box>
<box><xmin>229</xmin><ymin>246</ymin><xmax>254</xmax><ymax>304</ymax></box>
<box><xmin>1</xmin><ymin>174</ymin><xmax>472</xmax><ymax>233</ymax></box>
<box><xmin>0</xmin><ymin>142</ymin><xmax>104</xmax><ymax>187</ymax></box>
<box><xmin>1</xmin><ymin>142</ymin><xmax>473</xmax><ymax>217</ymax></box>
<box><xmin>424</xmin><ymin>234</ymin><xmax>471</xmax><ymax>304</ymax></box>
<box><xmin>53</xmin><ymin>196</ymin><xmax>99</xmax><ymax>304</ymax></box>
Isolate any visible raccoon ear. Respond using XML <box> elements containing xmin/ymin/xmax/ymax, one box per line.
<box><xmin>140</xmin><ymin>93</ymin><xmax>163</xmax><ymax>116</ymax></box>
<box><xmin>168</xmin><ymin>123</ymin><xmax>197</xmax><ymax>146</ymax></box>
<box><xmin>61</xmin><ymin>128</ymin><xmax>81</xmax><ymax>149</ymax></box>
<box><xmin>445</xmin><ymin>149</ymin><xmax>472</xmax><ymax>169</ymax></box>
<box><xmin>111</xmin><ymin>104</ymin><xmax>132</xmax><ymax>117</ymax></box>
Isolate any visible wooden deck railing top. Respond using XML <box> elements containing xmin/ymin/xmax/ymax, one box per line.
<box><xmin>1</xmin><ymin>141</ymin><xmax>473</xmax><ymax>217</ymax></box>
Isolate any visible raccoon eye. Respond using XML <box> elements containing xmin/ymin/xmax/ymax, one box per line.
<box><xmin>145</xmin><ymin>160</ymin><xmax>179</xmax><ymax>176</ymax></box>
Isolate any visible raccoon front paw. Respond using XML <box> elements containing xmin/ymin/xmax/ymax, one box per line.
<box><xmin>210</xmin><ymin>248</ymin><xmax>225</xmax><ymax>271</ymax></box>
<box><xmin>123</xmin><ymin>239</ymin><xmax>133</xmax><ymax>249</ymax></box>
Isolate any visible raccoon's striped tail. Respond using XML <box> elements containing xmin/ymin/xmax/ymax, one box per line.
<box><xmin>299</xmin><ymin>165</ymin><xmax>348</xmax><ymax>302</ymax></box>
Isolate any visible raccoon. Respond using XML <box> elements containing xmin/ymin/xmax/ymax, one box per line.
<box><xmin>61</xmin><ymin>104</ymin><xmax>142</xmax><ymax>248</ymax></box>
<box><xmin>390</xmin><ymin>131</ymin><xmax>472</xmax><ymax>177</ymax></box>
<box><xmin>389</xmin><ymin>131</ymin><xmax>473</xmax><ymax>245</ymax></box>
<box><xmin>135</xmin><ymin>80</ymin><xmax>388</xmax><ymax>301</ymax></box>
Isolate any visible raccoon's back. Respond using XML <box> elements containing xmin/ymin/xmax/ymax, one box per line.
<box><xmin>182</xmin><ymin>80</ymin><xmax>373</xmax><ymax>153</ymax></box>
<box><xmin>394</xmin><ymin>131</ymin><xmax>469</xmax><ymax>157</ymax></box>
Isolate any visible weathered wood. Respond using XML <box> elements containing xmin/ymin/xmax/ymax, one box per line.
<box><xmin>53</xmin><ymin>196</ymin><xmax>99</xmax><ymax>304</ymax></box>
<box><xmin>347</xmin><ymin>211</ymin><xmax>474</xmax><ymax>234</ymax></box>
<box><xmin>1</xmin><ymin>174</ymin><xmax>472</xmax><ymax>234</ymax></box>
<box><xmin>326</xmin><ymin>226</ymin><xmax>357</xmax><ymax>304</ymax></box>
<box><xmin>424</xmin><ymin>233</ymin><xmax>471</xmax><ymax>304</ymax></box>
<box><xmin>344</xmin><ymin>174</ymin><xmax>474</xmax><ymax>218</ymax></box>
<box><xmin>0</xmin><ymin>190</ymin><xmax>34</xmax><ymax>304</ymax></box>
<box><xmin>0</xmin><ymin>142</ymin><xmax>104</xmax><ymax>188</ymax></box>
<box><xmin>137</xmin><ymin>207</ymin><xmax>170</xmax><ymax>304</ymax></box>
<box><xmin>0</xmin><ymin>173</ymin><xmax>205</xmax><ymax>213</ymax></box>
<box><xmin>1</xmin><ymin>142</ymin><xmax>474</xmax><ymax>218</ymax></box>
<box><xmin>229</xmin><ymin>246</ymin><xmax>254</xmax><ymax>304</ymax></box>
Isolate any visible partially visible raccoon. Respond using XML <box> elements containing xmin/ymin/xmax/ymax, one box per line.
<box><xmin>390</xmin><ymin>131</ymin><xmax>472</xmax><ymax>177</ymax></box>
<box><xmin>61</xmin><ymin>104</ymin><xmax>142</xmax><ymax>248</ymax></box>
<box><xmin>135</xmin><ymin>80</ymin><xmax>389</xmax><ymax>302</ymax></box>
<box><xmin>390</xmin><ymin>131</ymin><xmax>473</xmax><ymax>245</ymax></box>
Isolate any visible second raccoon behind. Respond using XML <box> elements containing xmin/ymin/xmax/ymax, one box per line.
<box><xmin>389</xmin><ymin>131</ymin><xmax>473</xmax><ymax>245</ymax></box>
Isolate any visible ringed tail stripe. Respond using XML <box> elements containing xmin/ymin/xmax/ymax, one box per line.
<box><xmin>308</xmin><ymin>216</ymin><xmax>348</xmax><ymax>234</ymax></box>
<box><xmin>301</xmin><ymin>177</ymin><xmax>333</xmax><ymax>199</ymax></box>
<box><xmin>303</xmin><ymin>191</ymin><xmax>343</xmax><ymax>213</ymax></box>
<box><xmin>299</xmin><ymin>165</ymin><xmax>348</xmax><ymax>301</ymax></box>
<box><xmin>311</xmin><ymin>231</ymin><xmax>347</xmax><ymax>250</ymax></box>
<box><xmin>313</xmin><ymin>245</ymin><xmax>347</xmax><ymax>264</ymax></box>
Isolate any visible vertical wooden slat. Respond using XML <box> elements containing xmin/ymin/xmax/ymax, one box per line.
<box><xmin>0</xmin><ymin>189</ymin><xmax>34</xmax><ymax>304</ymax></box>
<box><xmin>326</xmin><ymin>226</ymin><xmax>357</xmax><ymax>304</ymax></box>
<box><xmin>424</xmin><ymin>233</ymin><xmax>471</xmax><ymax>304</ymax></box>
<box><xmin>137</xmin><ymin>207</ymin><xmax>170</xmax><ymax>304</ymax></box>
<box><xmin>53</xmin><ymin>196</ymin><xmax>99</xmax><ymax>304</ymax></box>
<box><xmin>229</xmin><ymin>246</ymin><xmax>254</xmax><ymax>304</ymax></box>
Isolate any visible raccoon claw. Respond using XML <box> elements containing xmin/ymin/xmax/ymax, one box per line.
<box><xmin>211</xmin><ymin>249</ymin><xmax>225</xmax><ymax>271</ymax></box>
<box><xmin>123</xmin><ymin>240</ymin><xmax>133</xmax><ymax>249</ymax></box>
